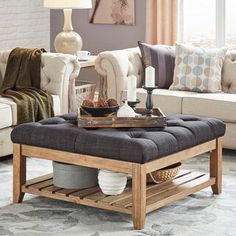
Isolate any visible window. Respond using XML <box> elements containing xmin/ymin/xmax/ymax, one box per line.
<box><xmin>178</xmin><ymin>0</ymin><xmax>236</xmax><ymax>48</ymax></box>
<box><xmin>226</xmin><ymin>0</ymin><xmax>236</xmax><ymax>46</ymax></box>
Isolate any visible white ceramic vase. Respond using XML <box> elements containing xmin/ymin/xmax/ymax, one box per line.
<box><xmin>98</xmin><ymin>169</ymin><xmax>127</xmax><ymax>195</ymax></box>
<box><xmin>117</xmin><ymin>100</ymin><xmax>135</xmax><ymax>117</ymax></box>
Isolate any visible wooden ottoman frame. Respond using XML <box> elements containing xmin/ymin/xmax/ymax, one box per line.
<box><xmin>13</xmin><ymin>137</ymin><xmax>222</xmax><ymax>230</ymax></box>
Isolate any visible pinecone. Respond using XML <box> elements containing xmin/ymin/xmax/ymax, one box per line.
<box><xmin>107</xmin><ymin>98</ymin><xmax>118</xmax><ymax>107</ymax></box>
<box><xmin>82</xmin><ymin>99</ymin><xmax>94</xmax><ymax>107</ymax></box>
<box><xmin>97</xmin><ymin>99</ymin><xmax>108</xmax><ymax>107</ymax></box>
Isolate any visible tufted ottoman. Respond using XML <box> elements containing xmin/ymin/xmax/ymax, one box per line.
<box><xmin>11</xmin><ymin>113</ymin><xmax>225</xmax><ymax>230</ymax></box>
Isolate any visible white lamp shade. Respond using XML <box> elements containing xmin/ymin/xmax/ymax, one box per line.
<box><xmin>44</xmin><ymin>0</ymin><xmax>92</xmax><ymax>9</ymax></box>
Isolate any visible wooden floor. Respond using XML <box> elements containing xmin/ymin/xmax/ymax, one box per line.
<box><xmin>22</xmin><ymin>170</ymin><xmax>215</xmax><ymax>215</ymax></box>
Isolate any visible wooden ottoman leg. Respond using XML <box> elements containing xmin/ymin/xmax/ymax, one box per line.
<box><xmin>132</xmin><ymin>164</ymin><xmax>146</xmax><ymax>230</ymax></box>
<box><xmin>210</xmin><ymin>137</ymin><xmax>223</xmax><ymax>194</ymax></box>
<box><xmin>13</xmin><ymin>144</ymin><xmax>26</xmax><ymax>203</ymax></box>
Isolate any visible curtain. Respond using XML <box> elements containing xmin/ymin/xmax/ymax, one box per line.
<box><xmin>146</xmin><ymin>0</ymin><xmax>178</xmax><ymax>45</ymax></box>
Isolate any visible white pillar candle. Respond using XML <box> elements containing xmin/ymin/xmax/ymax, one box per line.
<box><xmin>145</xmin><ymin>66</ymin><xmax>155</xmax><ymax>87</ymax></box>
<box><xmin>127</xmin><ymin>75</ymin><xmax>137</xmax><ymax>102</ymax></box>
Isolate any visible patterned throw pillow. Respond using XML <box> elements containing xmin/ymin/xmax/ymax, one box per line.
<box><xmin>222</xmin><ymin>51</ymin><xmax>236</xmax><ymax>93</ymax></box>
<box><xmin>170</xmin><ymin>43</ymin><xmax>227</xmax><ymax>93</ymax></box>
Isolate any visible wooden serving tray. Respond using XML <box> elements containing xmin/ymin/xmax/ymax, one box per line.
<box><xmin>77</xmin><ymin>108</ymin><xmax>166</xmax><ymax>128</ymax></box>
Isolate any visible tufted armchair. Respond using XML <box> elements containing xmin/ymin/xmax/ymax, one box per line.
<box><xmin>95</xmin><ymin>47</ymin><xmax>236</xmax><ymax>150</ymax></box>
<box><xmin>0</xmin><ymin>50</ymin><xmax>80</xmax><ymax>157</ymax></box>
<box><xmin>95</xmin><ymin>47</ymin><xmax>144</xmax><ymax>102</ymax></box>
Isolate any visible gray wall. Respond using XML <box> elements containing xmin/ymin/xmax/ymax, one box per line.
<box><xmin>50</xmin><ymin>0</ymin><xmax>146</xmax><ymax>91</ymax></box>
<box><xmin>50</xmin><ymin>0</ymin><xmax>146</xmax><ymax>53</ymax></box>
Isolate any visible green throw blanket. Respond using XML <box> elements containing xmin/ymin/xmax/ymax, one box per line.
<box><xmin>0</xmin><ymin>47</ymin><xmax>54</xmax><ymax>124</ymax></box>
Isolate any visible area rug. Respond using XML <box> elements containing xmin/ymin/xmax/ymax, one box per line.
<box><xmin>0</xmin><ymin>151</ymin><xmax>236</xmax><ymax>236</ymax></box>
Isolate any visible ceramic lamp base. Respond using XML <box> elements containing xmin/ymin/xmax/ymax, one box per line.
<box><xmin>54</xmin><ymin>9</ymin><xmax>83</xmax><ymax>54</ymax></box>
<box><xmin>54</xmin><ymin>31</ymin><xmax>83</xmax><ymax>54</ymax></box>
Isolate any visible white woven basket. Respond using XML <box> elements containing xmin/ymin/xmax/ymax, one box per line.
<box><xmin>75</xmin><ymin>80</ymin><xmax>96</xmax><ymax>107</ymax></box>
<box><xmin>147</xmin><ymin>162</ymin><xmax>182</xmax><ymax>183</ymax></box>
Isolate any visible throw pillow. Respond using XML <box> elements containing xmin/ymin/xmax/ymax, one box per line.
<box><xmin>170</xmin><ymin>43</ymin><xmax>227</xmax><ymax>93</ymax></box>
<box><xmin>138</xmin><ymin>41</ymin><xmax>175</xmax><ymax>89</ymax></box>
<box><xmin>221</xmin><ymin>51</ymin><xmax>236</xmax><ymax>93</ymax></box>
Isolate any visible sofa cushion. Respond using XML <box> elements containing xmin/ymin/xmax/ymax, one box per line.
<box><xmin>0</xmin><ymin>97</ymin><xmax>17</xmax><ymax>125</ymax></box>
<box><xmin>223</xmin><ymin>123</ymin><xmax>236</xmax><ymax>149</ymax></box>
<box><xmin>182</xmin><ymin>93</ymin><xmax>236</xmax><ymax>123</ymax></box>
<box><xmin>0</xmin><ymin>127</ymin><xmax>13</xmax><ymax>156</ymax></box>
<box><xmin>222</xmin><ymin>51</ymin><xmax>236</xmax><ymax>93</ymax></box>
<box><xmin>122</xmin><ymin>88</ymin><xmax>196</xmax><ymax>114</ymax></box>
<box><xmin>170</xmin><ymin>43</ymin><xmax>227</xmax><ymax>93</ymax></box>
<box><xmin>0</xmin><ymin>95</ymin><xmax>61</xmax><ymax>127</ymax></box>
<box><xmin>138</xmin><ymin>42</ymin><xmax>175</xmax><ymax>89</ymax></box>
<box><xmin>51</xmin><ymin>95</ymin><xmax>61</xmax><ymax>116</ymax></box>
<box><xmin>0</xmin><ymin>103</ymin><xmax>12</xmax><ymax>129</ymax></box>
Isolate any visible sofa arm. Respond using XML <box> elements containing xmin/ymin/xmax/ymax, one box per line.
<box><xmin>0</xmin><ymin>51</ymin><xmax>80</xmax><ymax>114</ymax></box>
<box><xmin>40</xmin><ymin>53</ymin><xmax>80</xmax><ymax>114</ymax></box>
<box><xmin>95</xmin><ymin>47</ymin><xmax>143</xmax><ymax>103</ymax></box>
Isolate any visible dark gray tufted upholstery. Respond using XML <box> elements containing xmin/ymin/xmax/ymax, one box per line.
<box><xmin>11</xmin><ymin>113</ymin><xmax>225</xmax><ymax>164</ymax></box>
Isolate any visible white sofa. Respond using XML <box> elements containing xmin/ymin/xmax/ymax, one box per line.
<box><xmin>0</xmin><ymin>50</ymin><xmax>80</xmax><ymax>158</ymax></box>
<box><xmin>95</xmin><ymin>47</ymin><xmax>236</xmax><ymax>150</ymax></box>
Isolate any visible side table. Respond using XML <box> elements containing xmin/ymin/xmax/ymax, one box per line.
<box><xmin>69</xmin><ymin>55</ymin><xmax>97</xmax><ymax>112</ymax></box>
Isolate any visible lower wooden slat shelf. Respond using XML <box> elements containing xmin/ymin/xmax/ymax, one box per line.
<box><xmin>22</xmin><ymin>171</ymin><xmax>215</xmax><ymax>215</ymax></box>
<box><xmin>146</xmin><ymin>174</ymin><xmax>215</xmax><ymax>213</ymax></box>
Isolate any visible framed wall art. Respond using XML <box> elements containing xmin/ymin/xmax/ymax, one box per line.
<box><xmin>89</xmin><ymin>0</ymin><xmax>135</xmax><ymax>25</ymax></box>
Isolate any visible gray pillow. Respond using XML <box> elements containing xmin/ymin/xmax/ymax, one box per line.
<box><xmin>138</xmin><ymin>41</ymin><xmax>175</xmax><ymax>89</ymax></box>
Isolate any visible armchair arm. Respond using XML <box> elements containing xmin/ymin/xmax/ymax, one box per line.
<box><xmin>95</xmin><ymin>47</ymin><xmax>143</xmax><ymax>103</ymax></box>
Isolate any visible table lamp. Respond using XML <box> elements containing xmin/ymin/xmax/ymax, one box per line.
<box><xmin>44</xmin><ymin>0</ymin><xmax>92</xmax><ymax>54</ymax></box>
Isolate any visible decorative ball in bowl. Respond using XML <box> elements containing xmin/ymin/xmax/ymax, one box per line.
<box><xmin>81</xmin><ymin>99</ymin><xmax>119</xmax><ymax>117</ymax></box>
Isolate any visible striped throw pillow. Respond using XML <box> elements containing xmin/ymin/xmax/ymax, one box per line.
<box><xmin>138</xmin><ymin>41</ymin><xmax>175</xmax><ymax>89</ymax></box>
